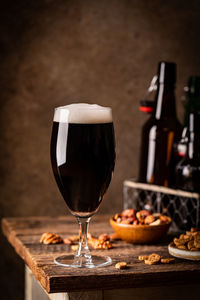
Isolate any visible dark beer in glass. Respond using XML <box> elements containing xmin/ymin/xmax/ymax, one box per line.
<box><xmin>50</xmin><ymin>103</ymin><xmax>115</xmax><ymax>268</ymax></box>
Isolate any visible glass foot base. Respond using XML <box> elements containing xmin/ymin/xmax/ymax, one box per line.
<box><xmin>54</xmin><ymin>254</ymin><xmax>112</xmax><ymax>268</ymax></box>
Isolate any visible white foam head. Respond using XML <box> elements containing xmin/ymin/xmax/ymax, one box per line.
<box><xmin>53</xmin><ymin>103</ymin><xmax>112</xmax><ymax>124</ymax></box>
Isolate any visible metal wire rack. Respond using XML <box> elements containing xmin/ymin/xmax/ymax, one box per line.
<box><xmin>123</xmin><ymin>179</ymin><xmax>200</xmax><ymax>232</ymax></box>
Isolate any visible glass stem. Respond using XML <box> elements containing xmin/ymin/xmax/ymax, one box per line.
<box><xmin>76</xmin><ymin>217</ymin><xmax>91</xmax><ymax>258</ymax></box>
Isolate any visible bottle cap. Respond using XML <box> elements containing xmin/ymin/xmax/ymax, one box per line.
<box><xmin>157</xmin><ymin>62</ymin><xmax>176</xmax><ymax>84</ymax></box>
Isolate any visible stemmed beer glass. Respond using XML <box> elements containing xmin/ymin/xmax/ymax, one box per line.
<box><xmin>50</xmin><ymin>103</ymin><xmax>115</xmax><ymax>268</ymax></box>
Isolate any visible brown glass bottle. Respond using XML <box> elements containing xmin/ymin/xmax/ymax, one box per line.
<box><xmin>184</xmin><ymin>76</ymin><xmax>200</xmax><ymax>126</ymax></box>
<box><xmin>138</xmin><ymin>62</ymin><xmax>182</xmax><ymax>187</ymax></box>
<box><xmin>175</xmin><ymin>113</ymin><xmax>200</xmax><ymax>193</ymax></box>
<box><xmin>177</xmin><ymin>76</ymin><xmax>200</xmax><ymax>158</ymax></box>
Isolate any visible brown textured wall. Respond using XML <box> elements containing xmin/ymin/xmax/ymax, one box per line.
<box><xmin>1</xmin><ymin>0</ymin><xmax>200</xmax><ymax>299</ymax></box>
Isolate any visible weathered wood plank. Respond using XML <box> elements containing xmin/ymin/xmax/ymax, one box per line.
<box><xmin>25</xmin><ymin>266</ymin><xmax>50</xmax><ymax>300</ymax></box>
<box><xmin>104</xmin><ymin>285</ymin><xmax>200</xmax><ymax>300</ymax></box>
<box><xmin>2</xmin><ymin>216</ymin><xmax>200</xmax><ymax>294</ymax></box>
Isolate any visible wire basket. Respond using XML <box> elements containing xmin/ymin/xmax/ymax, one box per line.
<box><xmin>123</xmin><ymin>179</ymin><xmax>200</xmax><ymax>232</ymax></box>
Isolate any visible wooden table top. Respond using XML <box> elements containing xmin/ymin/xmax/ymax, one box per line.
<box><xmin>2</xmin><ymin>215</ymin><xmax>200</xmax><ymax>293</ymax></box>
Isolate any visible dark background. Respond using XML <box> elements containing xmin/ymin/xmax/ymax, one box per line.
<box><xmin>0</xmin><ymin>0</ymin><xmax>200</xmax><ymax>299</ymax></box>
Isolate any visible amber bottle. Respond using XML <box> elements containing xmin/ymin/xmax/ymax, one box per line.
<box><xmin>138</xmin><ymin>62</ymin><xmax>182</xmax><ymax>187</ymax></box>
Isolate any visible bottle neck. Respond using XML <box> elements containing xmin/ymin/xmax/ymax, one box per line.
<box><xmin>187</xmin><ymin>132</ymin><xmax>200</xmax><ymax>160</ymax></box>
<box><xmin>154</xmin><ymin>83</ymin><xmax>176</xmax><ymax>120</ymax></box>
<box><xmin>184</xmin><ymin>95</ymin><xmax>200</xmax><ymax>126</ymax></box>
<box><xmin>184</xmin><ymin>77</ymin><xmax>200</xmax><ymax>126</ymax></box>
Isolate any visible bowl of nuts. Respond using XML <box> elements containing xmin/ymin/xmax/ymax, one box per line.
<box><xmin>110</xmin><ymin>209</ymin><xmax>171</xmax><ymax>244</ymax></box>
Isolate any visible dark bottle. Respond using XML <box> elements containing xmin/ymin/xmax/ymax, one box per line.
<box><xmin>177</xmin><ymin>76</ymin><xmax>200</xmax><ymax>158</ymax></box>
<box><xmin>175</xmin><ymin>113</ymin><xmax>200</xmax><ymax>193</ymax></box>
<box><xmin>138</xmin><ymin>62</ymin><xmax>182</xmax><ymax>187</ymax></box>
<box><xmin>183</xmin><ymin>76</ymin><xmax>200</xmax><ymax>126</ymax></box>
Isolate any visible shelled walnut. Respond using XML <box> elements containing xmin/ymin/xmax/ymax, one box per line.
<box><xmin>40</xmin><ymin>232</ymin><xmax>63</xmax><ymax>244</ymax></box>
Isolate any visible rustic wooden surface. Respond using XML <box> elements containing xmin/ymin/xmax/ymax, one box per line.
<box><xmin>2</xmin><ymin>215</ymin><xmax>200</xmax><ymax>294</ymax></box>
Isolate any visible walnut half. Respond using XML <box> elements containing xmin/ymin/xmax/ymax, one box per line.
<box><xmin>40</xmin><ymin>232</ymin><xmax>63</xmax><ymax>244</ymax></box>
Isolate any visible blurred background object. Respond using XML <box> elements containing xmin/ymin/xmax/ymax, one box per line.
<box><xmin>1</xmin><ymin>0</ymin><xmax>200</xmax><ymax>299</ymax></box>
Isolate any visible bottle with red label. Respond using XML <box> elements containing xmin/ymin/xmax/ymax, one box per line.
<box><xmin>138</xmin><ymin>62</ymin><xmax>182</xmax><ymax>187</ymax></box>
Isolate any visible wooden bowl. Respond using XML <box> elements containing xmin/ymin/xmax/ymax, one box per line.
<box><xmin>110</xmin><ymin>217</ymin><xmax>171</xmax><ymax>244</ymax></box>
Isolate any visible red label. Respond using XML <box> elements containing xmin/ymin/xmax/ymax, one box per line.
<box><xmin>139</xmin><ymin>106</ymin><xmax>153</xmax><ymax>113</ymax></box>
<box><xmin>178</xmin><ymin>152</ymin><xmax>185</xmax><ymax>157</ymax></box>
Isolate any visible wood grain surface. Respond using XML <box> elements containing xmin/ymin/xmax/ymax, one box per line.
<box><xmin>2</xmin><ymin>215</ymin><xmax>200</xmax><ymax>293</ymax></box>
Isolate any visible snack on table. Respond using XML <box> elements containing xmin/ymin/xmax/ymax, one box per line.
<box><xmin>64</xmin><ymin>238</ymin><xmax>73</xmax><ymax>245</ymax></box>
<box><xmin>71</xmin><ymin>245</ymin><xmax>79</xmax><ymax>251</ymax></box>
<box><xmin>138</xmin><ymin>255</ymin><xmax>149</xmax><ymax>261</ymax></box>
<box><xmin>148</xmin><ymin>253</ymin><xmax>161</xmax><ymax>263</ymax></box>
<box><xmin>98</xmin><ymin>234</ymin><xmax>110</xmax><ymax>242</ymax></box>
<box><xmin>40</xmin><ymin>231</ymin><xmax>114</xmax><ymax>250</ymax></box>
<box><xmin>172</xmin><ymin>227</ymin><xmax>200</xmax><ymax>251</ymax></box>
<box><xmin>138</xmin><ymin>253</ymin><xmax>175</xmax><ymax>265</ymax></box>
<box><xmin>144</xmin><ymin>259</ymin><xmax>158</xmax><ymax>265</ymax></box>
<box><xmin>40</xmin><ymin>232</ymin><xmax>63</xmax><ymax>244</ymax></box>
<box><xmin>115</xmin><ymin>262</ymin><xmax>127</xmax><ymax>269</ymax></box>
<box><xmin>88</xmin><ymin>238</ymin><xmax>113</xmax><ymax>250</ymax></box>
<box><xmin>113</xmin><ymin>209</ymin><xmax>171</xmax><ymax>226</ymax></box>
<box><xmin>161</xmin><ymin>258</ymin><xmax>175</xmax><ymax>264</ymax></box>
<box><xmin>144</xmin><ymin>253</ymin><xmax>161</xmax><ymax>265</ymax></box>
